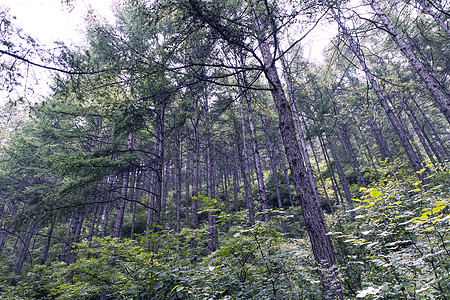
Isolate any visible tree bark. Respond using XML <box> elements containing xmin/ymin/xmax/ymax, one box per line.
<box><xmin>279</xmin><ymin>47</ymin><xmax>322</xmax><ymax>204</ymax></box>
<box><xmin>398</xmin><ymin>93</ymin><xmax>440</xmax><ymax>165</ymax></box>
<box><xmin>235</xmin><ymin>112</ymin><xmax>255</xmax><ymax>225</ymax></box>
<box><xmin>367</xmin><ymin>0</ymin><xmax>450</xmax><ymax>123</ymax></box>
<box><xmin>113</xmin><ymin>131</ymin><xmax>134</xmax><ymax>238</ymax></box>
<box><xmin>175</xmin><ymin>131</ymin><xmax>183</xmax><ymax>233</ymax></box>
<box><xmin>240</xmin><ymin>86</ymin><xmax>269</xmax><ymax>222</ymax></box>
<box><xmin>319</xmin><ymin>134</ymin><xmax>344</xmax><ymax>206</ymax></box>
<box><xmin>321</xmin><ymin>120</ymin><xmax>354</xmax><ymax>207</ymax></box>
<box><xmin>42</xmin><ymin>221</ymin><xmax>54</xmax><ymax>264</ymax></box>
<box><xmin>333</xmin><ymin>10</ymin><xmax>427</xmax><ymax>182</ymax></box>
<box><xmin>417</xmin><ymin>0</ymin><xmax>450</xmax><ymax>36</ymax></box>
<box><xmin>191</xmin><ymin>103</ymin><xmax>200</xmax><ymax>230</ymax></box>
<box><xmin>410</xmin><ymin>95</ymin><xmax>450</xmax><ymax>157</ymax></box>
<box><xmin>261</xmin><ymin>114</ymin><xmax>288</xmax><ymax>235</ymax></box>
<box><xmin>255</xmin><ymin>16</ymin><xmax>342</xmax><ymax>297</ymax></box>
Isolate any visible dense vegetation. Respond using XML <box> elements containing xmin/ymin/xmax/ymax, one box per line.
<box><xmin>0</xmin><ymin>0</ymin><xmax>449</xmax><ymax>298</ymax></box>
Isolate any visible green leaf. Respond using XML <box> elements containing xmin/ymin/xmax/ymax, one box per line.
<box><xmin>370</xmin><ymin>189</ymin><xmax>382</xmax><ymax>198</ymax></box>
<box><xmin>416</xmin><ymin>168</ymin><xmax>426</xmax><ymax>174</ymax></box>
<box><xmin>418</xmin><ymin>214</ymin><xmax>429</xmax><ymax>220</ymax></box>
<box><xmin>432</xmin><ymin>206</ymin><xmax>445</xmax><ymax>214</ymax></box>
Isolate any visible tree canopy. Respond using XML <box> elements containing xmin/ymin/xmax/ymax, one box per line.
<box><xmin>0</xmin><ymin>0</ymin><xmax>449</xmax><ymax>299</ymax></box>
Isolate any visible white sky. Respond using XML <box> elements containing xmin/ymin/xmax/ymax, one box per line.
<box><xmin>1</xmin><ymin>0</ymin><xmax>117</xmax><ymax>105</ymax></box>
<box><xmin>2</xmin><ymin>0</ymin><xmax>116</xmax><ymax>45</ymax></box>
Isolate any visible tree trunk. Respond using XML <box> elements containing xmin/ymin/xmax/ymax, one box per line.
<box><xmin>279</xmin><ymin>47</ymin><xmax>322</xmax><ymax>204</ymax></box>
<box><xmin>367</xmin><ymin>0</ymin><xmax>450</xmax><ymax>123</ymax></box>
<box><xmin>232</xmin><ymin>145</ymin><xmax>240</xmax><ymax>213</ymax></box>
<box><xmin>239</xmin><ymin>87</ymin><xmax>269</xmax><ymax>222</ymax></box>
<box><xmin>321</xmin><ymin>120</ymin><xmax>354</xmax><ymax>207</ymax></box>
<box><xmin>410</xmin><ymin>95</ymin><xmax>450</xmax><ymax>157</ymax></box>
<box><xmin>256</xmin><ymin>19</ymin><xmax>342</xmax><ymax>297</ymax></box>
<box><xmin>281</xmin><ymin>154</ymin><xmax>295</xmax><ymax>207</ymax></box>
<box><xmin>42</xmin><ymin>221</ymin><xmax>54</xmax><ymax>264</ymax></box>
<box><xmin>154</xmin><ymin>107</ymin><xmax>165</xmax><ymax>230</ymax></box>
<box><xmin>176</xmin><ymin>131</ymin><xmax>183</xmax><ymax>233</ymax></box>
<box><xmin>235</xmin><ymin>113</ymin><xmax>255</xmax><ymax>225</ymax></box>
<box><xmin>102</xmin><ymin>175</ymin><xmax>116</xmax><ymax>237</ymax></box>
<box><xmin>368</xmin><ymin>116</ymin><xmax>395</xmax><ymax>164</ymax></box>
<box><xmin>11</xmin><ymin>222</ymin><xmax>37</xmax><ymax>285</ymax></box>
<box><xmin>354</xmin><ymin>117</ymin><xmax>380</xmax><ymax>180</ymax></box>
<box><xmin>191</xmin><ymin>106</ymin><xmax>200</xmax><ymax>230</ymax></box>
<box><xmin>88</xmin><ymin>206</ymin><xmax>98</xmax><ymax>244</ymax></box>
<box><xmin>398</xmin><ymin>93</ymin><xmax>440</xmax><ymax>165</ymax></box>
<box><xmin>334</xmin><ymin>10</ymin><xmax>427</xmax><ymax>182</ymax></box>
<box><xmin>113</xmin><ymin>131</ymin><xmax>133</xmax><ymax>238</ymax></box>
<box><xmin>184</xmin><ymin>139</ymin><xmax>191</xmax><ymax>227</ymax></box>
<box><xmin>334</xmin><ymin>106</ymin><xmax>366</xmax><ymax>187</ymax></box>
<box><xmin>417</xmin><ymin>0</ymin><xmax>450</xmax><ymax>36</ymax></box>
<box><xmin>304</xmin><ymin>122</ymin><xmax>333</xmax><ymax>212</ymax></box>
<box><xmin>319</xmin><ymin>134</ymin><xmax>344</xmax><ymax>206</ymax></box>
<box><xmin>161</xmin><ymin>149</ymin><xmax>170</xmax><ymax>228</ymax></box>
<box><xmin>261</xmin><ymin>115</ymin><xmax>288</xmax><ymax>235</ymax></box>
<box><xmin>206</xmin><ymin>106</ymin><xmax>216</xmax><ymax>253</ymax></box>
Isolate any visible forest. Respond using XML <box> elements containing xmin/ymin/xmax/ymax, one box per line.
<box><xmin>0</xmin><ymin>0</ymin><xmax>449</xmax><ymax>299</ymax></box>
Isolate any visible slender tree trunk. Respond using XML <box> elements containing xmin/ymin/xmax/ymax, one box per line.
<box><xmin>206</xmin><ymin>106</ymin><xmax>216</xmax><ymax>253</ymax></box>
<box><xmin>232</xmin><ymin>145</ymin><xmax>240</xmax><ymax>213</ymax></box>
<box><xmin>261</xmin><ymin>115</ymin><xmax>288</xmax><ymax>235</ymax></box>
<box><xmin>67</xmin><ymin>211</ymin><xmax>84</xmax><ymax>264</ymax></box>
<box><xmin>240</xmin><ymin>89</ymin><xmax>269</xmax><ymax>222</ymax></box>
<box><xmin>42</xmin><ymin>221</ymin><xmax>54</xmax><ymax>264</ymax></box>
<box><xmin>398</xmin><ymin>93</ymin><xmax>440</xmax><ymax>165</ymax></box>
<box><xmin>0</xmin><ymin>200</ymin><xmax>17</xmax><ymax>250</ymax></box>
<box><xmin>321</xmin><ymin>121</ymin><xmax>354</xmax><ymax>207</ymax></box>
<box><xmin>154</xmin><ymin>107</ymin><xmax>165</xmax><ymax>230</ymax></box>
<box><xmin>368</xmin><ymin>116</ymin><xmax>395</xmax><ymax>164</ymax></box>
<box><xmin>281</xmin><ymin>155</ymin><xmax>295</xmax><ymax>207</ymax></box>
<box><xmin>191</xmin><ymin>108</ymin><xmax>200</xmax><ymax>230</ymax></box>
<box><xmin>61</xmin><ymin>217</ymin><xmax>72</xmax><ymax>261</ymax></box>
<box><xmin>404</xmin><ymin>96</ymin><xmax>446</xmax><ymax>163</ymax></box>
<box><xmin>417</xmin><ymin>0</ymin><xmax>450</xmax><ymax>36</ymax></box>
<box><xmin>88</xmin><ymin>207</ymin><xmax>98</xmax><ymax>244</ymax></box>
<box><xmin>184</xmin><ymin>139</ymin><xmax>191</xmax><ymax>226</ymax></box>
<box><xmin>410</xmin><ymin>95</ymin><xmax>450</xmax><ymax>157</ymax></box>
<box><xmin>354</xmin><ymin>117</ymin><xmax>380</xmax><ymax>180</ymax></box>
<box><xmin>334</xmin><ymin>109</ymin><xmax>366</xmax><ymax>187</ymax></box>
<box><xmin>319</xmin><ymin>133</ymin><xmax>344</xmax><ymax>206</ymax></box>
<box><xmin>113</xmin><ymin>131</ymin><xmax>133</xmax><ymax>238</ymax></box>
<box><xmin>11</xmin><ymin>222</ymin><xmax>37</xmax><ymax>285</ymax></box>
<box><xmin>255</xmin><ymin>20</ymin><xmax>342</xmax><ymax>297</ymax></box>
<box><xmin>176</xmin><ymin>132</ymin><xmax>183</xmax><ymax>233</ymax></box>
<box><xmin>280</xmin><ymin>47</ymin><xmax>322</xmax><ymax>204</ymax></box>
<box><xmin>102</xmin><ymin>175</ymin><xmax>116</xmax><ymax>237</ymax></box>
<box><xmin>161</xmin><ymin>149</ymin><xmax>170</xmax><ymax>228</ymax></box>
<box><xmin>223</xmin><ymin>167</ymin><xmax>232</xmax><ymax>227</ymax></box>
<box><xmin>367</xmin><ymin>0</ymin><xmax>450</xmax><ymax>123</ymax></box>
<box><xmin>334</xmin><ymin>10</ymin><xmax>428</xmax><ymax>182</ymax></box>
<box><xmin>304</xmin><ymin>121</ymin><xmax>333</xmax><ymax>212</ymax></box>
<box><xmin>235</xmin><ymin>114</ymin><xmax>255</xmax><ymax>225</ymax></box>
<box><xmin>130</xmin><ymin>168</ymin><xmax>142</xmax><ymax>238</ymax></box>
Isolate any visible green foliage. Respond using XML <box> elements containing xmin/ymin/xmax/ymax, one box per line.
<box><xmin>194</xmin><ymin>223</ymin><xmax>321</xmax><ymax>299</ymax></box>
<box><xmin>1</xmin><ymin>223</ymin><xmax>324</xmax><ymax>299</ymax></box>
<box><xmin>2</xmin><ymin>233</ymin><xmax>193</xmax><ymax>300</ymax></box>
<box><xmin>330</xmin><ymin>163</ymin><xmax>450</xmax><ymax>299</ymax></box>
